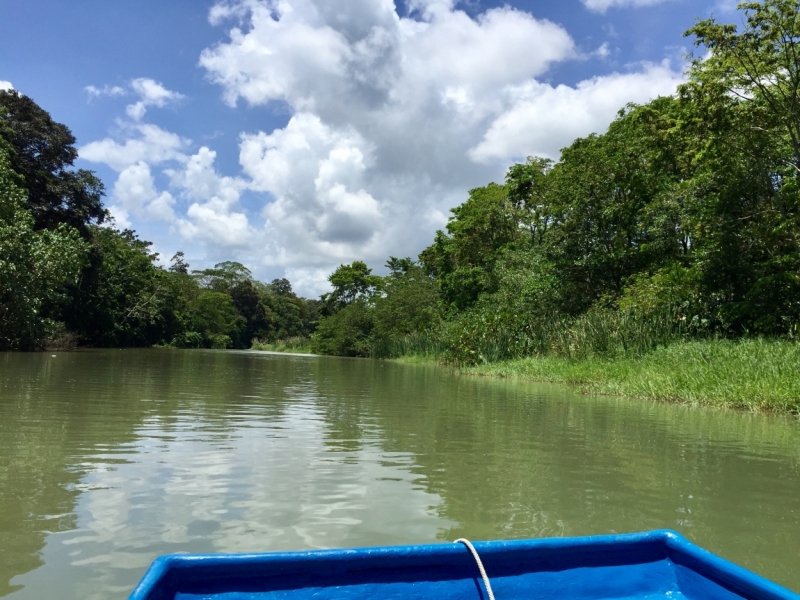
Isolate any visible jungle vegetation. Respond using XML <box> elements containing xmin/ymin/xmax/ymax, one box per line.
<box><xmin>0</xmin><ymin>90</ymin><xmax>319</xmax><ymax>350</ymax></box>
<box><xmin>310</xmin><ymin>1</ymin><xmax>800</xmax><ymax>374</ymax></box>
<box><xmin>3</xmin><ymin>0</ymin><xmax>800</xmax><ymax>391</ymax></box>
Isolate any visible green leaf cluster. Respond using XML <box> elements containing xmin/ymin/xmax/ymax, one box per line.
<box><xmin>0</xmin><ymin>144</ymin><xmax>89</xmax><ymax>349</ymax></box>
<box><xmin>311</xmin><ymin>259</ymin><xmax>441</xmax><ymax>356</ymax></box>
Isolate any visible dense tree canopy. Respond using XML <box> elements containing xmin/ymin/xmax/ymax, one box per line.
<box><xmin>0</xmin><ymin>90</ymin><xmax>106</xmax><ymax>234</ymax></box>
<box><xmin>0</xmin><ymin>143</ymin><xmax>89</xmax><ymax>349</ymax></box>
<box><xmin>3</xmin><ymin>0</ymin><xmax>798</xmax><ymax>357</ymax></box>
<box><xmin>309</xmin><ymin>0</ymin><xmax>800</xmax><ymax>361</ymax></box>
<box><xmin>0</xmin><ymin>92</ymin><xmax>320</xmax><ymax>350</ymax></box>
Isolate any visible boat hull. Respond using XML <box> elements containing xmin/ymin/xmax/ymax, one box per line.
<box><xmin>129</xmin><ymin>530</ymin><xmax>800</xmax><ymax>600</ymax></box>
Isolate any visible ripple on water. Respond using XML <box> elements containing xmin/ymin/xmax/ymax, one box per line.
<box><xmin>0</xmin><ymin>349</ymin><xmax>798</xmax><ymax>599</ymax></box>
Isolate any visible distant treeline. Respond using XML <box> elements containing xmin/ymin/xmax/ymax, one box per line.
<box><xmin>0</xmin><ymin>90</ymin><xmax>319</xmax><ymax>351</ymax></box>
<box><xmin>309</xmin><ymin>0</ymin><xmax>800</xmax><ymax>363</ymax></box>
<box><xmin>3</xmin><ymin>1</ymin><xmax>799</xmax><ymax>359</ymax></box>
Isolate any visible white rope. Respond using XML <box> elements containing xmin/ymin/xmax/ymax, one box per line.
<box><xmin>455</xmin><ymin>538</ymin><xmax>496</xmax><ymax>600</ymax></box>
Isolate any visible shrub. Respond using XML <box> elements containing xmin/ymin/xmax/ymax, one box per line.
<box><xmin>311</xmin><ymin>300</ymin><xmax>374</xmax><ymax>357</ymax></box>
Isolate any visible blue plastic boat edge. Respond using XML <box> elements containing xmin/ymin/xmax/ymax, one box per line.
<box><xmin>128</xmin><ymin>529</ymin><xmax>800</xmax><ymax>600</ymax></box>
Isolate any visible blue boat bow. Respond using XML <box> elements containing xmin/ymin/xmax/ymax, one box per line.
<box><xmin>129</xmin><ymin>530</ymin><xmax>800</xmax><ymax>600</ymax></box>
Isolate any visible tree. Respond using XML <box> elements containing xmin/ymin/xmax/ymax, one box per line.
<box><xmin>385</xmin><ymin>256</ymin><xmax>415</xmax><ymax>277</ymax></box>
<box><xmin>312</xmin><ymin>261</ymin><xmax>382</xmax><ymax>354</ymax></box>
<box><xmin>0</xmin><ymin>144</ymin><xmax>89</xmax><ymax>349</ymax></box>
<box><xmin>187</xmin><ymin>291</ymin><xmax>245</xmax><ymax>349</ymax></box>
<box><xmin>505</xmin><ymin>157</ymin><xmax>553</xmax><ymax>246</ymax></box>
<box><xmin>680</xmin><ymin>0</ymin><xmax>800</xmax><ymax>332</ymax></box>
<box><xmin>268</xmin><ymin>278</ymin><xmax>294</xmax><ymax>296</ymax></box>
<box><xmin>322</xmin><ymin>261</ymin><xmax>382</xmax><ymax>314</ymax></box>
<box><xmin>0</xmin><ymin>90</ymin><xmax>106</xmax><ymax>234</ymax></box>
<box><xmin>311</xmin><ymin>300</ymin><xmax>375</xmax><ymax>357</ymax></box>
<box><xmin>373</xmin><ymin>259</ymin><xmax>440</xmax><ymax>339</ymax></box>
<box><xmin>420</xmin><ymin>183</ymin><xmax>520</xmax><ymax>311</ymax></box>
<box><xmin>169</xmin><ymin>251</ymin><xmax>190</xmax><ymax>274</ymax></box>
<box><xmin>61</xmin><ymin>227</ymin><xmax>180</xmax><ymax>347</ymax></box>
<box><xmin>257</xmin><ymin>279</ymin><xmax>314</xmax><ymax>341</ymax></box>
<box><xmin>542</xmin><ymin>102</ymin><xmax>684</xmax><ymax>313</ymax></box>
<box><xmin>686</xmin><ymin>0</ymin><xmax>800</xmax><ymax>170</ymax></box>
<box><xmin>231</xmin><ymin>280</ymin><xmax>274</xmax><ymax>344</ymax></box>
<box><xmin>192</xmin><ymin>261</ymin><xmax>252</xmax><ymax>292</ymax></box>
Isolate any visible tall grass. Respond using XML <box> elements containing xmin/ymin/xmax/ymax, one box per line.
<box><xmin>369</xmin><ymin>309</ymin><xmax>800</xmax><ymax>413</ymax></box>
<box><xmin>370</xmin><ymin>331</ymin><xmax>448</xmax><ymax>359</ymax></box>
<box><xmin>439</xmin><ymin>307</ymin><xmax>692</xmax><ymax>366</ymax></box>
<box><xmin>467</xmin><ymin>338</ymin><xmax>800</xmax><ymax>414</ymax></box>
<box><xmin>251</xmin><ymin>336</ymin><xmax>313</xmax><ymax>354</ymax></box>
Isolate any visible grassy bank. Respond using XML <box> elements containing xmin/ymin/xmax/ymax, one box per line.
<box><xmin>251</xmin><ymin>337</ymin><xmax>314</xmax><ymax>354</ymax></box>
<box><xmin>462</xmin><ymin>339</ymin><xmax>800</xmax><ymax>414</ymax></box>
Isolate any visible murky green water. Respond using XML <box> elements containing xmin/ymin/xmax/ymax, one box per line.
<box><xmin>1</xmin><ymin>350</ymin><xmax>799</xmax><ymax>599</ymax></box>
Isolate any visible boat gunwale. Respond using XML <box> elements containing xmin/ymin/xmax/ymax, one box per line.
<box><xmin>128</xmin><ymin>530</ymin><xmax>800</xmax><ymax>600</ymax></box>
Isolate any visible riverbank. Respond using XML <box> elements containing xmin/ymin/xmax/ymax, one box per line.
<box><xmin>250</xmin><ymin>337</ymin><xmax>313</xmax><ymax>354</ymax></box>
<box><xmin>256</xmin><ymin>338</ymin><xmax>800</xmax><ymax>414</ymax></box>
<box><xmin>462</xmin><ymin>339</ymin><xmax>800</xmax><ymax>414</ymax></box>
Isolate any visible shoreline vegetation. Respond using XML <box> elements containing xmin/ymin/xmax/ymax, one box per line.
<box><xmin>290</xmin><ymin>2</ymin><xmax>800</xmax><ymax>416</ymax></box>
<box><xmin>465</xmin><ymin>339</ymin><xmax>800</xmax><ymax>414</ymax></box>
<box><xmin>258</xmin><ymin>338</ymin><xmax>800</xmax><ymax>414</ymax></box>
<box><xmin>251</xmin><ymin>337</ymin><xmax>313</xmax><ymax>354</ymax></box>
<box><xmin>3</xmin><ymin>3</ymin><xmax>800</xmax><ymax>415</ymax></box>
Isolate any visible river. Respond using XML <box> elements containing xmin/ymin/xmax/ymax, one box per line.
<box><xmin>1</xmin><ymin>349</ymin><xmax>799</xmax><ymax>599</ymax></box>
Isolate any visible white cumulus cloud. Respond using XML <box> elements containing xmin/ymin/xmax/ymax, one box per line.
<box><xmin>1</xmin><ymin>80</ymin><xmax>15</xmax><ymax>91</ymax></box>
<box><xmin>581</xmin><ymin>0</ymin><xmax>670</xmax><ymax>13</ymax></box>
<box><xmin>470</xmin><ymin>61</ymin><xmax>685</xmax><ymax>162</ymax></box>
<box><xmin>77</xmin><ymin>0</ymin><xmax>685</xmax><ymax>296</ymax></box>
<box><xmin>80</xmin><ymin>108</ymin><xmax>256</xmax><ymax>253</ymax></box>
<box><xmin>194</xmin><ymin>0</ymin><xmax>683</xmax><ymax>290</ymax></box>
<box><xmin>126</xmin><ymin>78</ymin><xmax>185</xmax><ymax>120</ymax></box>
<box><xmin>80</xmin><ymin>123</ymin><xmax>190</xmax><ymax>172</ymax></box>
<box><xmin>241</xmin><ymin>113</ymin><xmax>380</xmax><ymax>253</ymax></box>
<box><xmin>105</xmin><ymin>205</ymin><xmax>132</xmax><ymax>230</ymax></box>
<box><xmin>85</xmin><ymin>84</ymin><xmax>126</xmax><ymax>97</ymax></box>
<box><xmin>113</xmin><ymin>162</ymin><xmax>177</xmax><ymax>222</ymax></box>
<box><xmin>169</xmin><ymin>147</ymin><xmax>257</xmax><ymax>249</ymax></box>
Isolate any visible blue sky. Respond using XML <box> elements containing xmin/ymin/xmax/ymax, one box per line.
<box><xmin>1</xmin><ymin>0</ymin><xmax>739</xmax><ymax>295</ymax></box>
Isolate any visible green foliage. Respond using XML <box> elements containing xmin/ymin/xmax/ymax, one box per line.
<box><xmin>485</xmin><ymin>248</ymin><xmax>562</xmax><ymax>319</ymax></box>
<box><xmin>322</xmin><ymin>261</ymin><xmax>382</xmax><ymax>314</ymax></box>
<box><xmin>186</xmin><ymin>292</ymin><xmax>245</xmax><ymax>349</ymax></box>
<box><xmin>261</xmin><ymin>278</ymin><xmax>316</xmax><ymax>341</ymax></box>
<box><xmin>168</xmin><ymin>251</ymin><xmax>190</xmax><ymax>274</ymax></box>
<box><xmin>172</xmin><ymin>331</ymin><xmax>204</xmax><ymax>349</ymax></box>
<box><xmin>0</xmin><ymin>90</ymin><xmax>106</xmax><ymax>234</ymax></box>
<box><xmin>372</xmin><ymin>260</ymin><xmax>440</xmax><ymax>339</ymax></box>
<box><xmin>231</xmin><ymin>280</ymin><xmax>273</xmax><ymax>344</ymax></box>
<box><xmin>0</xmin><ymin>145</ymin><xmax>89</xmax><ymax>349</ymax></box>
<box><xmin>505</xmin><ymin>157</ymin><xmax>553</xmax><ymax>246</ymax></box>
<box><xmin>370</xmin><ymin>331</ymin><xmax>447</xmax><ymax>360</ymax></box>
<box><xmin>544</xmin><ymin>105</ymin><xmax>685</xmax><ymax>313</ymax></box>
<box><xmin>672</xmin><ymin>1</ymin><xmax>800</xmax><ymax>334</ymax></box>
<box><xmin>62</xmin><ymin>227</ymin><xmax>180</xmax><ymax>347</ymax></box>
<box><xmin>193</xmin><ymin>261</ymin><xmax>253</xmax><ymax>292</ymax></box>
<box><xmin>685</xmin><ymin>0</ymin><xmax>800</xmax><ymax>169</ymax></box>
<box><xmin>440</xmin><ymin>306</ymin><xmax>688</xmax><ymax>366</ymax></box>
<box><xmin>469</xmin><ymin>339</ymin><xmax>800</xmax><ymax>413</ymax></box>
<box><xmin>420</xmin><ymin>183</ymin><xmax>517</xmax><ymax>311</ymax></box>
<box><xmin>310</xmin><ymin>257</ymin><xmax>441</xmax><ymax>359</ymax></box>
<box><xmin>251</xmin><ymin>336</ymin><xmax>313</xmax><ymax>353</ymax></box>
<box><xmin>311</xmin><ymin>299</ymin><xmax>375</xmax><ymax>357</ymax></box>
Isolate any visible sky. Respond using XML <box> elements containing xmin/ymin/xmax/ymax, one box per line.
<box><xmin>1</xmin><ymin>0</ymin><xmax>742</xmax><ymax>297</ymax></box>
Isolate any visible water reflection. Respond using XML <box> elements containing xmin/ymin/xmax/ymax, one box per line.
<box><xmin>0</xmin><ymin>350</ymin><xmax>798</xmax><ymax>599</ymax></box>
